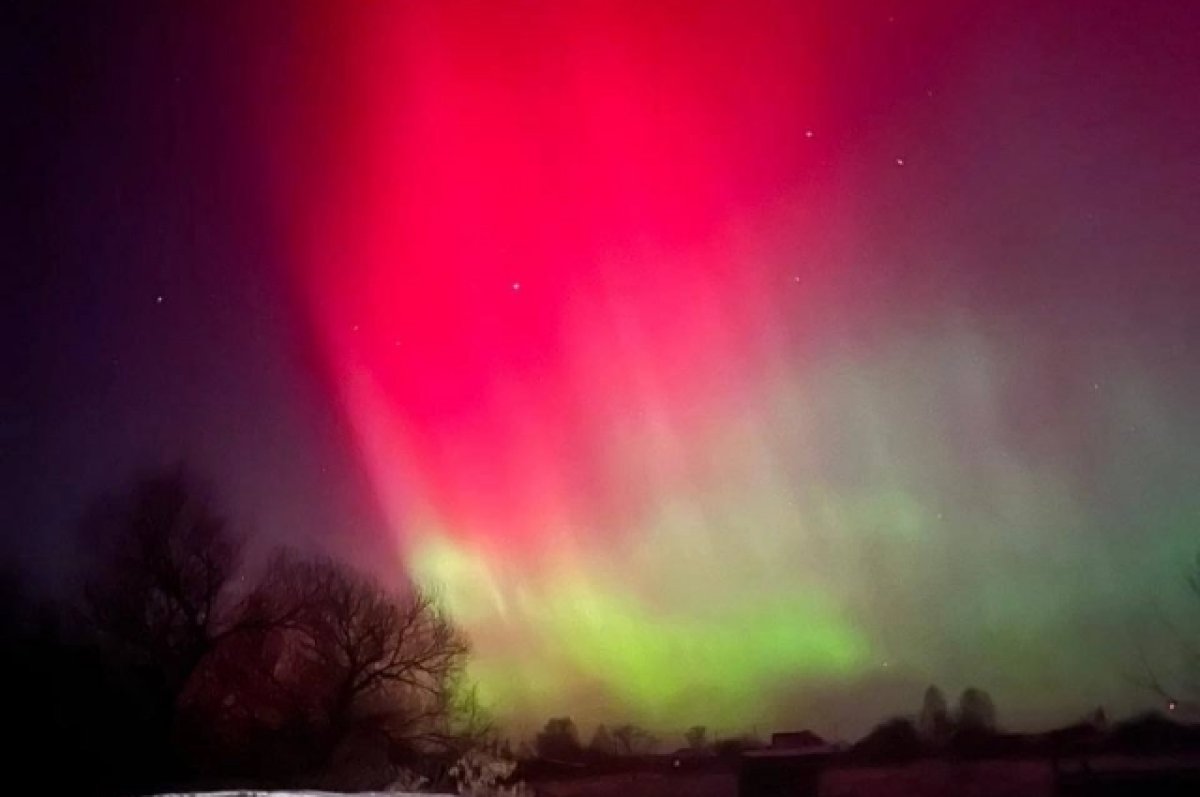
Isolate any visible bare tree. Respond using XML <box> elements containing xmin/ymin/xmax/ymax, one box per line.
<box><xmin>81</xmin><ymin>467</ymin><xmax>251</xmax><ymax>706</ymax></box>
<box><xmin>253</xmin><ymin>555</ymin><xmax>476</xmax><ymax>763</ymax></box>
<box><xmin>78</xmin><ymin>469</ymin><xmax>481</xmax><ymax>784</ymax></box>
<box><xmin>1139</xmin><ymin>550</ymin><xmax>1200</xmax><ymax>717</ymax></box>
<box><xmin>684</xmin><ymin>725</ymin><xmax>708</xmax><ymax>751</ymax></box>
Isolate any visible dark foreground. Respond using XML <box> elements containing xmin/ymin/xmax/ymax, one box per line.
<box><xmin>532</xmin><ymin>756</ymin><xmax>1200</xmax><ymax>797</ymax></box>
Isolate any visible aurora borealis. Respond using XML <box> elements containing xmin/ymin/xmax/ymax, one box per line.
<box><xmin>11</xmin><ymin>1</ymin><xmax>1200</xmax><ymax>740</ymax></box>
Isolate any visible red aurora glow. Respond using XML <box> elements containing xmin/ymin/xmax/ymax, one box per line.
<box><xmin>288</xmin><ymin>2</ymin><xmax>840</xmax><ymax>558</ymax></box>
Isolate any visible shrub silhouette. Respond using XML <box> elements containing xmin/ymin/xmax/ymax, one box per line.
<box><xmin>536</xmin><ymin>717</ymin><xmax>582</xmax><ymax>761</ymax></box>
<box><xmin>854</xmin><ymin>717</ymin><xmax>923</xmax><ymax>762</ymax></box>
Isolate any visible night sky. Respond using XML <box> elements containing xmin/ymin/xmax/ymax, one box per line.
<box><xmin>7</xmin><ymin>1</ymin><xmax>1200</xmax><ymax>741</ymax></box>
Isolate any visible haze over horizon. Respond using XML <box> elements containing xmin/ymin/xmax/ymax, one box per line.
<box><xmin>8</xmin><ymin>1</ymin><xmax>1200</xmax><ymax>741</ymax></box>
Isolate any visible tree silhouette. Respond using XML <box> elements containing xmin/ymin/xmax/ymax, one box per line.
<box><xmin>73</xmin><ymin>467</ymin><xmax>320</xmax><ymax>789</ymax></box>
<box><xmin>684</xmin><ymin>724</ymin><xmax>709</xmax><ymax>751</ymax></box>
<box><xmin>1141</xmin><ymin>550</ymin><xmax>1200</xmax><ymax>717</ymax></box>
<box><xmin>81</xmin><ymin>467</ymin><xmax>247</xmax><ymax>704</ymax></box>
<box><xmin>612</xmin><ymin>723</ymin><xmax>657</xmax><ymax>755</ymax></box>
<box><xmin>76</xmin><ymin>465</ymin><xmax>481</xmax><ymax>787</ymax></box>
<box><xmin>956</xmin><ymin>687</ymin><xmax>997</xmax><ymax>733</ymax></box>
<box><xmin>918</xmin><ymin>684</ymin><xmax>951</xmax><ymax>745</ymax></box>
<box><xmin>536</xmin><ymin>717</ymin><xmax>582</xmax><ymax>760</ymax></box>
<box><xmin>76</xmin><ymin>464</ymin><xmax>302</xmax><ymax>788</ymax></box>
<box><xmin>244</xmin><ymin>555</ymin><xmax>475</xmax><ymax>766</ymax></box>
<box><xmin>589</xmin><ymin>724</ymin><xmax>618</xmax><ymax>756</ymax></box>
<box><xmin>6</xmin><ymin>466</ymin><xmax>484</xmax><ymax>791</ymax></box>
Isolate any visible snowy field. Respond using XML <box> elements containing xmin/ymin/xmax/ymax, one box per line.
<box><xmin>160</xmin><ymin>792</ymin><xmax>452</xmax><ymax>797</ymax></box>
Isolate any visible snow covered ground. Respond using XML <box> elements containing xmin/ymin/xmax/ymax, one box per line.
<box><xmin>159</xmin><ymin>792</ymin><xmax>453</xmax><ymax>796</ymax></box>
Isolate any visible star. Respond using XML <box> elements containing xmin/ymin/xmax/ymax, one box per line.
<box><xmin>792</xmin><ymin>275</ymin><xmax>801</xmax><ymax>283</ymax></box>
<box><xmin>895</xmin><ymin>157</ymin><xmax>906</xmax><ymax>167</ymax></box>
<box><xmin>804</xmin><ymin>129</ymin><xmax>814</xmax><ymax>139</ymax></box>
<box><xmin>512</xmin><ymin>282</ymin><xmax>521</xmax><ymax>292</ymax></box>
<box><xmin>155</xmin><ymin>295</ymin><xmax>164</xmax><ymax>304</ymax></box>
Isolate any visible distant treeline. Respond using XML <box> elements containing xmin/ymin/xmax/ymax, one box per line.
<box><xmin>519</xmin><ymin>687</ymin><xmax>1200</xmax><ymax>775</ymax></box>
